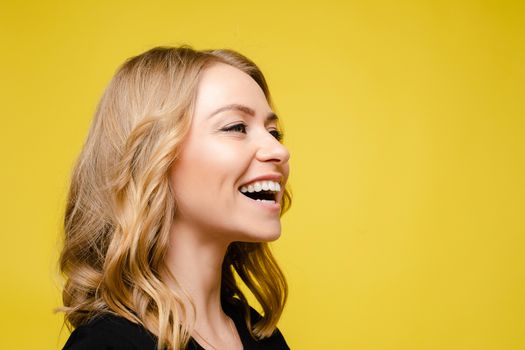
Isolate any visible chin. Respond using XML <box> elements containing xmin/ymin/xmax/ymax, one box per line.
<box><xmin>259</xmin><ymin>231</ymin><xmax>282</xmax><ymax>242</ymax></box>
<box><xmin>250</xmin><ymin>228</ymin><xmax>281</xmax><ymax>242</ymax></box>
<box><xmin>238</xmin><ymin>226</ymin><xmax>282</xmax><ymax>243</ymax></box>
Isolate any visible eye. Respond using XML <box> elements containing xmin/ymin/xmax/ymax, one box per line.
<box><xmin>270</xmin><ymin>129</ymin><xmax>283</xmax><ymax>141</ymax></box>
<box><xmin>222</xmin><ymin>123</ymin><xmax>247</xmax><ymax>133</ymax></box>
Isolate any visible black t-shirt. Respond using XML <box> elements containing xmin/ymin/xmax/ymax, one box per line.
<box><xmin>63</xmin><ymin>299</ymin><xmax>290</xmax><ymax>350</ymax></box>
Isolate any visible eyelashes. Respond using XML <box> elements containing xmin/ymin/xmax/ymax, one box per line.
<box><xmin>270</xmin><ymin>129</ymin><xmax>284</xmax><ymax>141</ymax></box>
<box><xmin>222</xmin><ymin>123</ymin><xmax>283</xmax><ymax>141</ymax></box>
<box><xmin>223</xmin><ymin>123</ymin><xmax>247</xmax><ymax>133</ymax></box>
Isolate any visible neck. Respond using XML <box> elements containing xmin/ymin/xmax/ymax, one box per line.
<box><xmin>165</xmin><ymin>219</ymin><xmax>231</xmax><ymax>330</ymax></box>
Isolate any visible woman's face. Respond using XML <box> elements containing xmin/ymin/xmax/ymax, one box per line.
<box><xmin>169</xmin><ymin>63</ymin><xmax>290</xmax><ymax>243</ymax></box>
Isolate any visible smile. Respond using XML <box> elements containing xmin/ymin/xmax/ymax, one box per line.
<box><xmin>239</xmin><ymin>180</ymin><xmax>281</xmax><ymax>203</ymax></box>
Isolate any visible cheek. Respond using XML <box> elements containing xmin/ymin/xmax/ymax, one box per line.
<box><xmin>283</xmin><ymin>162</ymin><xmax>291</xmax><ymax>182</ymax></box>
<box><xmin>171</xmin><ymin>140</ymin><xmax>249</xmax><ymax>196</ymax></box>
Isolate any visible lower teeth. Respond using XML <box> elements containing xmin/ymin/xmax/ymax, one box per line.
<box><xmin>256</xmin><ymin>199</ymin><xmax>275</xmax><ymax>203</ymax></box>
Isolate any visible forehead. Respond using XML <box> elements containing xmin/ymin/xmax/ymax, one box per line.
<box><xmin>193</xmin><ymin>63</ymin><xmax>272</xmax><ymax>121</ymax></box>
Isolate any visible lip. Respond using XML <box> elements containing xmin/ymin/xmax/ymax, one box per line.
<box><xmin>238</xmin><ymin>172</ymin><xmax>285</xmax><ymax>207</ymax></box>
<box><xmin>239</xmin><ymin>173</ymin><xmax>283</xmax><ymax>187</ymax></box>
<box><xmin>239</xmin><ymin>192</ymin><xmax>281</xmax><ymax>213</ymax></box>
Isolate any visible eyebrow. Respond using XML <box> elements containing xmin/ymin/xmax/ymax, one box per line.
<box><xmin>208</xmin><ymin>103</ymin><xmax>279</xmax><ymax>123</ymax></box>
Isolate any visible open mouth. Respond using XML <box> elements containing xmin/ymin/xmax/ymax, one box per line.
<box><xmin>240</xmin><ymin>190</ymin><xmax>276</xmax><ymax>201</ymax></box>
<box><xmin>238</xmin><ymin>180</ymin><xmax>281</xmax><ymax>203</ymax></box>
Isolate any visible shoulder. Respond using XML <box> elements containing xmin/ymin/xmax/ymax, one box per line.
<box><xmin>62</xmin><ymin>314</ymin><xmax>157</xmax><ymax>350</ymax></box>
<box><xmin>256</xmin><ymin>322</ymin><xmax>290</xmax><ymax>350</ymax></box>
<box><xmin>224</xmin><ymin>299</ymin><xmax>291</xmax><ymax>350</ymax></box>
<box><xmin>248</xmin><ymin>306</ymin><xmax>290</xmax><ymax>350</ymax></box>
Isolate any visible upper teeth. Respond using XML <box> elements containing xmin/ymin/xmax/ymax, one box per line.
<box><xmin>240</xmin><ymin>180</ymin><xmax>281</xmax><ymax>193</ymax></box>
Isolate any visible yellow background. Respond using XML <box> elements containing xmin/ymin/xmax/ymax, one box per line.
<box><xmin>1</xmin><ymin>1</ymin><xmax>524</xmax><ymax>349</ymax></box>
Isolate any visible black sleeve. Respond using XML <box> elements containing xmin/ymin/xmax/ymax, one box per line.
<box><xmin>62</xmin><ymin>315</ymin><xmax>157</xmax><ymax>350</ymax></box>
<box><xmin>63</xmin><ymin>326</ymin><xmax>138</xmax><ymax>350</ymax></box>
<box><xmin>248</xmin><ymin>306</ymin><xmax>291</xmax><ymax>350</ymax></box>
<box><xmin>267</xmin><ymin>326</ymin><xmax>291</xmax><ymax>350</ymax></box>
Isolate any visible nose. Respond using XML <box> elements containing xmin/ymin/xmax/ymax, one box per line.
<box><xmin>255</xmin><ymin>131</ymin><xmax>290</xmax><ymax>164</ymax></box>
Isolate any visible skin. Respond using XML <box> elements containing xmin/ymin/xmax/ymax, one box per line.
<box><xmin>165</xmin><ymin>62</ymin><xmax>290</xmax><ymax>349</ymax></box>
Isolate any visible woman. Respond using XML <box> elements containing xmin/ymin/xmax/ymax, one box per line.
<box><xmin>59</xmin><ymin>46</ymin><xmax>292</xmax><ymax>350</ymax></box>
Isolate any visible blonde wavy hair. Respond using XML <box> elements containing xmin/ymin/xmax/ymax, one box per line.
<box><xmin>58</xmin><ymin>46</ymin><xmax>292</xmax><ymax>350</ymax></box>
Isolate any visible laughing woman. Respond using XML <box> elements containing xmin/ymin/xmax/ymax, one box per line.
<box><xmin>59</xmin><ymin>47</ymin><xmax>292</xmax><ymax>350</ymax></box>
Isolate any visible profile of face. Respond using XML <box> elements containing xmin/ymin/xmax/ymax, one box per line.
<box><xmin>169</xmin><ymin>63</ymin><xmax>290</xmax><ymax>243</ymax></box>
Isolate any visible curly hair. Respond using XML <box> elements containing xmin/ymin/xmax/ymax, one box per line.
<box><xmin>57</xmin><ymin>46</ymin><xmax>291</xmax><ymax>350</ymax></box>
